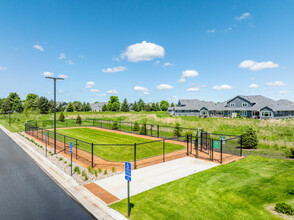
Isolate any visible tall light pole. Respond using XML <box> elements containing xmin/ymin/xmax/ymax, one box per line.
<box><xmin>46</xmin><ymin>76</ymin><xmax>64</xmax><ymax>154</ymax></box>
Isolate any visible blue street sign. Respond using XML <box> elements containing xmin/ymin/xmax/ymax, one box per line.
<box><xmin>125</xmin><ymin>162</ymin><xmax>131</xmax><ymax>181</ymax></box>
<box><xmin>70</xmin><ymin>142</ymin><xmax>73</xmax><ymax>154</ymax></box>
<box><xmin>45</xmin><ymin>133</ymin><xmax>47</xmax><ymax>141</ymax></box>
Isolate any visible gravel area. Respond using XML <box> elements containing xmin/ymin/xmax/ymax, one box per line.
<box><xmin>18</xmin><ymin>132</ymin><xmax>122</xmax><ymax>185</ymax></box>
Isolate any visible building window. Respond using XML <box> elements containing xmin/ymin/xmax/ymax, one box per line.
<box><xmin>230</xmin><ymin>103</ymin><xmax>235</xmax><ymax>107</ymax></box>
<box><xmin>242</xmin><ymin>102</ymin><xmax>248</xmax><ymax>107</ymax></box>
<box><xmin>217</xmin><ymin>111</ymin><xmax>224</xmax><ymax>115</ymax></box>
<box><xmin>200</xmin><ymin>110</ymin><xmax>208</xmax><ymax>115</ymax></box>
<box><xmin>261</xmin><ymin>111</ymin><xmax>272</xmax><ymax>117</ymax></box>
<box><xmin>240</xmin><ymin>111</ymin><xmax>247</xmax><ymax>116</ymax></box>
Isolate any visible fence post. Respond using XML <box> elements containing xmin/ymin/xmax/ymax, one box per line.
<box><xmin>134</xmin><ymin>143</ymin><xmax>137</xmax><ymax>169</ymax></box>
<box><xmin>240</xmin><ymin>136</ymin><xmax>242</xmax><ymax>157</ymax></box>
<box><xmin>91</xmin><ymin>143</ymin><xmax>94</xmax><ymax>168</ymax></box>
<box><xmin>200</xmin><ymin>131</ymin><xmax>203</xmax><ymax>151</ymax></box>
<box><xmin>211</xmin><ymin>138</ymin><xmax>214</xmax><ymax>161</ymax></box>
<box><xmin>37</xmin><ymin>127</ymin><xmax>38</xmax><ymax>140</ymax></box>
<box><xmin>93</xmin><ymin>119</ymin><xmax>94</xmax><ymax>127</ymax></box>
<box><xmin>151</xmin><ymin>125</ymin><xmax>153</xmax><ymax>137</ymax></box>
<box><xmin>76</xmin><ymin>139</ymin><xmax>78</xmax><ymax>159</ymax></box>
<box><xmin>144</xmin><ymin>124</ymin><xmax>147</xmax><ymax>136</ymax></box>
<box><xmin>42</xmin><ymin>129</ymin><xmax>43</xmax><ymax>142</ymax></box>
<box><xmin>131</xmin><ymin>122</ymin><xmax>133</xmax><ymax>133</ymax></box>
<box><xmin>64</xmin><ymin>136</ymin><xmax>66</xmax><ymax>152</ymax></box>
<box><xmin>163</xmin><ymin>139</ymin><xmax>165</xmax><ymax>162</ymax></box>
<box><xmin>190</xmin><ymin>134</ymin><xmax>193</xmax><ymax>154</ymax></box>
<box><xmin>220</xmin><ymin>139</ymin><xmax>223</xmax><ymax>164</ymax></box>
<box><xmin>186</xmin><ymin>135</ymin><xmax>189</xmax><ymax>155</ymax></box>
<box><xmin>157</xmin><ymin>125</ymin><xmax>159</xmax><ymax>138</ymax></box>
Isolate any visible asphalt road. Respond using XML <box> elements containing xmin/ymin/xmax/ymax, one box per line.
<box><xmin>0</xmin><ymin>129</ymin><xmax>95</xmax><ymax>220</ymax></box>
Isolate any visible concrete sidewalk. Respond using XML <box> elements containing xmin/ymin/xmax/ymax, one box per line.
<box><xmin>95</xmin><ymin>157</ymin><xmax>218</xmax><ymax>200</ymax></box>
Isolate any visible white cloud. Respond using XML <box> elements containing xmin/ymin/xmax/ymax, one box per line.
<box><xmin>249</xmin><ymin>83</ymin><xmax>259</xmax><ymax>88</ymax></box>
<box><xmin>96</xmin><ymin>93</ymin><xmax>106</xmax><ymax>96</ymax></box>
<box><xmin>207</xmin><ymin>29</ymin><xmax>216</xmax><ymax>33</ymax></box>
<box><xmin>225</xmin><ymin>27</ymin><xmax>232</xmax><ymax>32</ymax></box>
<box><xmin>58</xmin><ymin>53</ymin><xmax>66</xmax><ymax>60</ymax></box>
<box><xmin>143</xmin><ymin>91</ymin><xmax>150</xmax><ymax>95</ymax></box>
<box><xmin>235</xmin><ymin>12</ymin><xmax>251</xmax><ymax>20</ymax></box>
<box><xmin>121</xmin><ymin>41</ymin><xmax>165</xmax><ymax>62</ymax></box>
<box><xmin>0</xmin><ymin>66</ymin><xmax>7</xmax><ymax>71</ymax></box>
<box><xmin>66</xmin><ymin>59</ymin><xmax>74</xmax><ymax>65</ymax></box>
<box><xmin>187</xmin><ymin>87</ymin><xmax>200</xmax><ymax>92</ymax></box>
<box><xmin>57</xmin><ymin>74</ymin><xmax>68</xmax><ymax>79</ymax></box>
<box><xmin>107</xmin><ymin>89</ymin><xmax>118</xmax><ymax>94</ymax></box>
<box><xmin>41</xmin><ymin>72</ymin><xmax>54</xmax><ymax>77</ymax></box>
<box><xmin>102</xmin><ymin>66</ymin><xmax>127</xmax><ymax>73</ymax></box>
<box><xmin>154</xmin><ymin>60</ymin><xmax>160</xmax><ymax>64</ymax></box>
<box><xmin>178</xmin><ymin>70</ymin><xmax>199</xmax><ymax>83</ymax></box>
<box><xmin>90</xmin><ymin>89</ymin><xmax>100</xmax><ymax>92</ymax></box>
<box><xmin>157</xmin><ymin>84</ymin><xmax>173</xmax><ymax>90</ymax></box>
<box><xmin>33</xmin><ymin>45</ymin><xmax>44</xmax><ymax>51</ymax></box>
<box><xmin>85</xmin><ymin>81</ymin><xmax>95</xmax><ymax>88</ymax></box>
<box><xmin>134</xmin><ymin>86</ymin><xmax>149</xmax><ymax>92</ymax></box>
<box><xmin>266</xmin><ymin>81</ymin><xmax>287</xmax><ymax>86</ymax></box>
<box><xmin>213</xmin><ymin>84</ymin><xmax>233</xmax><ymax>90</ymax></box>
<box><xmin>239</xmin><ymin>60</ymin><xmax>279</xmax><ymax>71</ymax></box>
<box><xmin>279</xmin><ymin>91</ymin><xmax>289</xmax><ymax>94</ymax></box>
<box><xmin>163</xmin><ymin>62</ymin><xmax>174</xmax><ymax>67</ymax></box>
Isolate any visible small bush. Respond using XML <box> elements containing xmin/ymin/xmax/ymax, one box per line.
<box><xmin>173</xmin><ymin>122</ymin><xmax>182</xmax><ymax>138</ymax></box>
<box><xmin>112</xmin><ymin>121</ymin><xmax>119</xmax><ymax>130</ymax></box>
<box><xmin>112</xmin><ymin>167</ymin><xmax>116</xmax><ymax>173</ymax></box>
<box><xmin>94</xmin><ymin>169</ymin><xmax>98</xmax><ymax>177</ymax></box>
<box><xmin>64</xmin><ymin>161</ymin><xmax>67</xmax><ymax>164</ymax></box>
<box><xmin>76</xmin><ymin>115</ymin><xmax>82</xmax><ymax>124</ymax></box>
<box><xmin>238</xmin><ymin>127</ymin><xmax>258</xmax><ymax>149</ymax></box>
<box><xmin>133</xmin><ymin>122</ymin><xmax>140</xmax><ymax>131</ymax></box>
<box><xmin>68</xmin><ymin>164</ymin><xmax>72</xmax><ymax>167</ymax></box>
<box><xmin>59</xmin><ymin>112</ymin><xmax>65</xmax><ymax>122</ymax></box>
<box><xmin>59</xmin><ymin>158</ymin><xmax>63</xmax><ymax>161</ymax></box>
<box><xmin>139</xmin><ymin>124</ymin><xmax>147</xmax><ymax>135</ymax></box>
<box><xmin>275</xmin><ymin>203</ymin><xmax>294</xmax><ymax>215</ymax></box>
<box><xmin>87</xmin><ymin>166</ymin><xmax>93</xmax><ymax>173</ymax></box>
<box><xmin>289</xmin><ymin>148</ymin><xmax>294</xmax><ymax>158</ymax></box>
<box><xmin>98</xmin><ymin>168</ymin><xmax>102</xmax><ymax>173</ymax></box>
<box><xmin>82</xmin><ymin>170</ymin><xmax>88</xmax><ymax>181</ymax></box>
<box><xmin>103</xmin><ymin>169</ymin><xmax>108</xmax><ymax>175</ymax></box>
<box><xmin>74</xmin><ymin>166</ymin><xmax>80</xmax><ymax>174</ymax></box>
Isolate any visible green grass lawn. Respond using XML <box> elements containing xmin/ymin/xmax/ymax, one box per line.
<box><xmin>110</xmin><ymin>156</ymin><xmax>294</xmax><ymax>219</ymax></box>
<box><xmin>55</xmin><ymin>127</ymin><xmax>185</xmax><ymax>161</ymax></box>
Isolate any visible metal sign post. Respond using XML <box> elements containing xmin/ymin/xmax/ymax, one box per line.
<box><xmin>125</xmin><ymin>162</ymin><xmax>131</xmax><ymax>217</ymax></box>
<box><xmin>45</xmin><ymin>133</ymin><xmax>47</xmax><ymax>157</ymax></box>
<box><xmin>70</xmin><ymin>142</ymin><xmax>73</xmax><ymax>176</ymax></box>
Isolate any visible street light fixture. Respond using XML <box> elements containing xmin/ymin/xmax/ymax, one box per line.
<box><xmin>46</xmin><ymin>76</ymin><xmax>64</xmax><ymax>154</ymax></box>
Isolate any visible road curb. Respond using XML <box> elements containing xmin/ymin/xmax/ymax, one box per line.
<box><xmin>0</xmin><ymin>125</ymin><xmax>127</xmax><ymax>220</ymax></box>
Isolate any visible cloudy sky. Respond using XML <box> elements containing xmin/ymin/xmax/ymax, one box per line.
<box><xmin>0</xmin><ymin>0</ymin><xmax>293</xmax><ymax>103</ymax></box>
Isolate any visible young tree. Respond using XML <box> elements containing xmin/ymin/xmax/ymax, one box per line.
<box><xmin>56</xmin><ymin>103</ymin><xmax>64</xmax><ymax>112</ymax></box>
<box><xmin>144</xmin><ymin>104</ymin><xmax>151</xmax><ymax>111</ymax></box>
<box><xmin>131</xmin><ymin>101</ymin><xmax>138</xmax><ymax>112</ymax></box>
<box><xmin>76</xmin><ymin>115</ymin><xmax>82</xmax><ymax>124</ymax></box>
<box><xmin>112</xmin><ymin>121</ymin><xmax>119</xmax><ymax>130</ymax></box>
<box><xmin>108</xmin><ymin>96</ymin><xmax>120</xmax><ymax>111</ymax></box>
<box><xmin>238</xmin><ymin>127</ymin><xmax>258</xmax><ymax>149</ymax></box>
<box><xmin>84</xmin><ymin>102</ymin><xmax>91</xmax><ymax>111</ymax></box>
<box><xmin>133</xmin><ymin>122</ymin><xmax>140</xmax><ymax>131</ymax></box>
<box><xmin>151</xmin><ymin>103</ymin><xmax>157</xmax><ymax>111</ymax></box>
<box><xmin>137</xmin><ymin>99</ymin><xmax>145</xmax><ymax>111</ymax></box>
<box><xmin>73</xmin><ymin>101</ymin><xmax>83</xmax><ymax>112</ymax></box>
<box><xmin>156</xmin><ymin>103</ymin><xmax>161</xmax><ymax>111</ymax></box>
<box><xmin>102</xmin><ymin>104</ymin><xmax>108</xmax><ymax>111</ymax></box>
<box><xmin>59</xmin><ymin>112</ymin><xmax>65</xmax><ymax>122</ymax></box>
<box><xmin>160</xmin><ymin>100</ymin><xmax>169</xmax><ymax>111</ymax></box>
<box><xmin>1</xmin><ymin>98</ymin><xmax>11</xmax><ymax>113</ymax></box>
<box><xmin>171</xmin><ymin>103</ymin><xmax>175</xmax><ymax>107</ymax></box>
<box><xmin>112</xmin><ymin>102</ymin><xmax>120</xmax><ymax>111</ymax></box>
<box><xmin>37</xmin><ymin>96</ymin><xmax>50</xmax><ymax>114</ymax></box>
<box><xmin>121</xmin><ymin>98</ymin><xmax>130</xmax><ymax>112</ymax></box>
<box><xmin>15</xmin><ymin>102</ymin><xmax>24</xmax><ymax>113</ymax></box>
<box><xmin>66</xmin><ymin>103</ymin><xmax>74</xmax><ymax>112</ymax></box>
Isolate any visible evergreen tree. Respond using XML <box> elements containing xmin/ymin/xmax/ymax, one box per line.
<box><xmin>151</xmin><ymin>103</ymin><xmax>157</xmax><ymax>111</ymax></box>
<box><xmin>144</xmin><ymin>104</ymin><xmax>151</xmax><ymax>111</ymax></box>
<box><xmin>66</xmin><ymin>103</ymin><xmax>74</xmax><ymax>112</ymax></box>
<box><xmin>173</xmin><ymin>123</ymin><xmax>182</xmax><ymax>137</ymax></box>
<box><xmin>238</xmin><ymin>127</ymin><xmax>258</xmax><ymax>149</ymax></box>
<box><xmin>76</xmin><ymin>115</ymin><xmax>82</xmax><ymax>124</ymax></box>
<box><xmin>171</xmin><ymin>103</ymin><xmax>175</xmax><ymax>107</ymax></box>
<box><xmin>37</xmin><ymin>96</ymin><xmax>50</xmax><ymax>114</ymax></box>
<box><xmin>112</xmin><ymin>121</ymin><xmax>119</xmax><ymax>130</ymax></box>
<box><xmin>102</xmin><ymin>104</ymin><xmax>108</xmax><ymax>111</ymax></box>
<box><xmin>59</xmin><ymin>112</ymin><xmax>65</xmax><ymax>122</ymax></box>
<box><xmin>84</xmin><ymin>102</ymin><xmax>91</xmax><ymax>111</ymax></box>
<box><xmin>121</xmin><ymin>98</ymin><xmax>130</xmax><ymax>112</ymax></box>
<box><xmin>137</xmin><ymin>99</ymin><xmax>145</xmax><ymax>111</ymax></box>
<box><xmin>56</xmin><ymin>103</ymin><xmax>64</xmax><ymax>112</ymax></box>
<box><xmin>133</xmin><ymin>122</ymin><xmax>140</xmax><ymax>131</ymax></box>
<box><xmin>131</xmin><ymin>101</ymin><xmax>138</xmax><ymax>111</ymax></box>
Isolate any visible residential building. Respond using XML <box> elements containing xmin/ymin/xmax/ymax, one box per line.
<box><xmin>90</xmin><ymin>102</ymin><xmax>107</xmax><ymax>112</ymax></box>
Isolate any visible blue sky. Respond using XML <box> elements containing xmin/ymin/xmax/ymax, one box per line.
<box><xmin>0</xmin><ymin>0</ymin><xmax>293</xmax><ymax>103</ymax></box>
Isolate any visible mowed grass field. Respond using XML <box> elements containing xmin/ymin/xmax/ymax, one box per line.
<box><xmin>55</xmin><ymin>128</ymin><xmax>185</xmax><ymax>161</ymax></box>
<box><xmin>110</xmin><ymin>156</ymin><xmax>294</xmax><ymax>219</ymax></box>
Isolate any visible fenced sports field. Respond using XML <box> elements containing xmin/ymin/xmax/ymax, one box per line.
<box><xmin>25</xmin><ymin>119</ymin><xmax>243</xmax><ymax>170</ymax></box>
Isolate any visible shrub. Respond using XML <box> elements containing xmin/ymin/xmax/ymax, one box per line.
<box><xmin>139</xmin><ymin>124</ymin><xmax>147</xmax><ymax>135</ymax></box>
<box><xmin>82</xmin><ymin>170</ymin><xmax>88</xmax><ymax>180</ymax></box>
<box><xmin>74</xmin><ymin>166</ymin><xmax>80</xmax><ymax>174</ymax></box>
<box><xmin>87</xmin><ymin>166</ymin><xmax>92</xmax><ymax>173</ymax></box>
<box><xmin>289</xmin><ymin>148</ymin><xmax>294</xmax><ymax>158</ymax></box>
<box><xmin>275</xmin><ymin>203</ymin><xmax>294</xmax><ymax>215</ymax></box>
<box><xmin>133</xmin><ymin>122</ymin><xmax>140</xmax><ymax>131</ymax></box>
<box><xmin>238</xmin><ymin>127</ymin><xmax>258</xmax><ymax>149</ymax></box>
<box><xmin>112</xmin><ymin>167</ymin><xmax>116</xmax><ymax>173</ymax></box>
<box><xmin>94</xmin><ymin>169</ymin><xmax>98</xmax><ymax>177</ymax></box>
<box><xmin>76</xmin><ymin>115</ymin><xmax>82</xmax><ymax>124</ymax></box>
<box><xmin>98</xmin><ymin>168</ymin><xmax>102</xmax><ymax>173</ymax></box>
<box><xmin>59</xmin><ymin>158</ymin><xmax>63</xmax><ymax>161</ymax></box>
<box><xmin>104</xmin><ymin>169</ymin><xmax>108</xmax><ymax>175</ymax></box>
<box><xmin>112</xmin><ymin>121</ymin><xmax>119</xmax><ymax>130</ymax></box>
<box><xmin>59</xmin><ymin>112</ymin><xmax>65</xmax><ymax>122</ymax></box>
<box><xmin>173</xmin><ymin>123</ymin><xmax>182</xmax><ymax>138</ymax></box>
<box><xmin>184</xmin><ymin>131</ymin><xmax>193</xmax><ymax>141</ymax></box>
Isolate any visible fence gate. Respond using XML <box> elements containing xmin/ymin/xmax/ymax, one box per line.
<box><xmin>201</xmin><ymin>131</ymin><xmax>211</xmax><ymax>155</ymax></box>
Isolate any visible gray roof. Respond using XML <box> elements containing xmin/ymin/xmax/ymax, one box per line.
<box><xmin>168</xmin><ymin>95</ymin><xmax>294</xmax><ymax>112</ymax></box>
<box><xmin>90</xmin><ymin>102</ymin><xmax>107</xmax><ymax>110</ymax></box>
